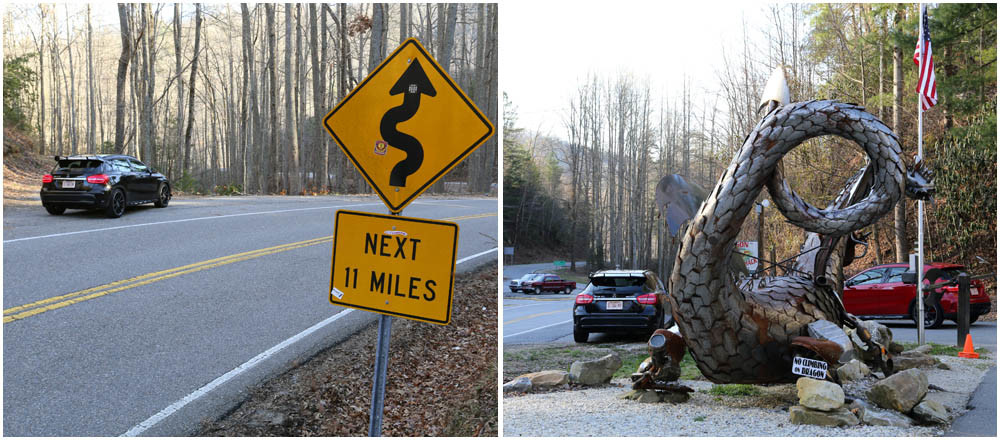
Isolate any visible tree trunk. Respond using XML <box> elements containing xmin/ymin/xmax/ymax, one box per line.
<box><xmin>266</xmin><ymin>4</ymin><xmax>278</xmax><ymax>193</ymax></box>
<box><xmin>65</xmin><ymin>4</ymin><xmax>78</xmax><ymax>155</ymax></box>
<box><xmin>174</xmin><ymin>3</ymin><xmax>184</xmax><ymax>178</ymax></box>
<box><xmin>183</xmin><ymin>4</ymin><xmax>203</xmax><ymax>175</ymax></box>
<box><xmin>86</xmin><ymin>5</ymin><xmax>95</xmax><ymax>153</ymax></box>
<box><xmin>892</xmin><ymin>5</ymin><xmax>907</xmax><ymax>262</ymax></box>
<box><xmin>284</xmin><ymin>3</ymin><xmax>300</xmax><ymax>195</ymax></box>
<box><xmin>114</xmin><ymin>4</ymin><xmax>132</xmax><ymax>154</ymax></box>
<box><xmin>37</xmin><ymin>5</ymin><xmax>47</xmax><ymax>155</ymax></box>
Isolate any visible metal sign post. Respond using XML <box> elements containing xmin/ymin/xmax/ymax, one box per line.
<box><xmin>322</xmin><ymin>37</ymin><xmax>492</xmax><ymax>437</ymax></box>
<box><xmin>368</xmin><ymin>313</ymin><xmax>392</xmax><ymax>436</ymax></box>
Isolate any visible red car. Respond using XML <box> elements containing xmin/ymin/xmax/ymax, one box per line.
<box><xmin>843</xmin><ymin>263</ymin><xmax>991</xmax><ymax>328</ymax></box>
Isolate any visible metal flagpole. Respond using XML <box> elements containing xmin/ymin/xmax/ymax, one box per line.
<box><xmin>916</xmin><ymin>3</ymin><xmax>925</xmax><ymax>345</ymax></box>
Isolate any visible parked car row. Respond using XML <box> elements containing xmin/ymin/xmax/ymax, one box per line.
<box><xmin>508</xmin><ymin>273</ymin><xmax>576</xmax><ymax>294</ymax></box>
<box><xmin>561</xmin><ymin>261</ymin><xmax>990</xmax><ymax>345</ymax></box>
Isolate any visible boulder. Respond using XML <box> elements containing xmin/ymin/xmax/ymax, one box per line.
<box><xmin>796</xmin><ymin>377</ymin><xmax>845</xmax><ymax>411</ymax></box>
<box><xmin>502</xmin><ymin>376</ymin><xmax>533</xmax><ymax>394</ymax></box>
<box><xmin>837</xmin><ymin>359</ymin><xmax>870</xmax><ymax>382</ymax></box>
<box><xmin>862</xmin><ymin>408</ymin><xmax>914</xmax><ymax>427</ymax></box>
<box><xmin>849</xmin><ymin>399</ymin><xmax>913</xmax><ymax>428</ymax></box>
<box><xmin>893</xmin><ymin>351</ymin><xmax>940</xmax><ymax>371</ymax></box>
<box><xmin>570</xmin><ymin>353</ymin><xmax>622</xmax><ymax>385</ymax></box>
<box><xmin>789</xmin><ymin>405</ymin><xmax>859</xmax><ymax>427</ymax></box>
<box><xmin>517</xmin><ymin>370</ymin><xmax>571</xmax><ymax>388</ymax></box>
<box><xmin>911</xmin><ymin>399</ymin><xmax>949</xmax><ymax>424</ymax></box>
<box><xmin>911</xmin><ymin>344</ymin><xmax>934</xmax><ymax>354</ymax></box>
<box><xmin>867</xmin><ymin>369</ymin><xmax>928</xmax><ymax>412</ymax></box>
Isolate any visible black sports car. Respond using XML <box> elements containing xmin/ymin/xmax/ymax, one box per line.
<box><xmin>40</xmin><ymin>154</ymin><xmax>171</xmax><ymax>218</ymax></box>
<box><xmin>572</xmin><ymin>269</ymin><xmax>673</xmax><ymax>343</ymax></box>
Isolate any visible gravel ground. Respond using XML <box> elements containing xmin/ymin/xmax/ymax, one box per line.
<box><xmin>503</xmin><ymin>354</ymin><xmax>995</xmax><ymax>437</ymax></box>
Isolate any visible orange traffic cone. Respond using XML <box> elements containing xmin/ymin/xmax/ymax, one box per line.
<box><xmin>958</xmin><ymin>334</ymin><xmax>979</xmax><ymax>359</ymax></box>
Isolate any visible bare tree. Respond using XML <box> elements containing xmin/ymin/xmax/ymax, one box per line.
<box><xmin>114</xmin><ymin>4</ymin><xmax>132</xmax><ymax>154</ymax></box>
<box><xmin>183</xmin><ymin>4</ymin><xmax>203</xmax><ymax>174</ymax></box>
<box><xmin>284</xmin><ymin>3</ymin><xmax>300</xmax><ymax>195</ymax></box>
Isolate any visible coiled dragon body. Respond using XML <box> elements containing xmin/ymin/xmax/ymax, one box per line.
<box><xmin>665</xmin><ymin>100</ymin><xmax>928</xmax><ymax>384</ymax></box>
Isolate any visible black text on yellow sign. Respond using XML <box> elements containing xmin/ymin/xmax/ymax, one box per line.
<box><xmin>329</xmin><ymin>210</ymin><xmax>458</xmax><ymax>325</ymax></box>
<box><xmin>322</xmin><ymin>38</ymin><xmax>494</xmax><ymax>213</ymax></box>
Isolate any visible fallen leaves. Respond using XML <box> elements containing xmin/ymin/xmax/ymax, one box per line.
<box><xmin>200</xmin><ymin>265</ymin><xmax>498</xmax><ymax>437</ymax></box>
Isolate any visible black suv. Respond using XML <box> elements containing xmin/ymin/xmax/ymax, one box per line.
<box><xmin>40</xmin><ymin>154</ymin><xmax>171</xmax><ymax>218</ymax></box>
<box><xmin>572</xmin><ymin>269</ymin><xmax>672</xmax><ymax>343</ymax></box>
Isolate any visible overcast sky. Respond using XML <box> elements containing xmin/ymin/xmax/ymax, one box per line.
<box><xmin>500</xmin><ymin>1</ymin><xmax>771</xmax><ymax>137</ymax></box>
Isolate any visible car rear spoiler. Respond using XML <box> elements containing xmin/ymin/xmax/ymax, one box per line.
<box><xmin>54</xmin><ymin>155</ymin><xmax>102</xmax><ymax>161</ymax></box>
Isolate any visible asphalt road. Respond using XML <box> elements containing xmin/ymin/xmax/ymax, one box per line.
<box><xmin>502</xmin><ymin>263</ymin><xmax>998</xmax><ymax>349</ymax></box>
<box><xmin>3</xmin><ymin>195</ymin><xmax>498</xmax><ymax>436</ymax></box>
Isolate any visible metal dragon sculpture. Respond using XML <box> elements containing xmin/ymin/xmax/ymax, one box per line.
<box><xmin>645</xmin><ymin>68</ymin><xmax>934</xmax><ymax>385</ymax></box>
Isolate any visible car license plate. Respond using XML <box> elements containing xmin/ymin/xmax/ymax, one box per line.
<box><xmin>61</xmin><ymin>180</ymin><xmax>75</xmax><ymax>189</ymax></box>
<box><xmin>607</xmin><ymin>301</ymin><xmax>623</xmax><ymax>310</ymax></box>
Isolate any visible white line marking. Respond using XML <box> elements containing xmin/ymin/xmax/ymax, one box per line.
<box><xmin>503</xmin><ymin>319</ymin><xmax>573</xmax><ymax>339</ymax></box>
<box><xmin>4</xmin><ymin>203</ymin><xmax>383</xmax><ymax>244</ymax></box>
<box><xmin>456</xmin><ymin>248</ymin><xmax>497</xmax><ymax>264</ymax></box>
<box><xmin>121</xmin><ymin>248</ymin><xmax>497</xmax><ymax>437</ymax></box>
<box><xmin>121</xmin><ymin>308</ymin><xmax>354</xmax><ymax>436</ymax></box>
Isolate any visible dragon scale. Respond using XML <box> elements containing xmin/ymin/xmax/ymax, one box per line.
<box><xmin>667</xmin><ymin>100</ymin><xmax>905</xmax><ymax>384</ymax></box>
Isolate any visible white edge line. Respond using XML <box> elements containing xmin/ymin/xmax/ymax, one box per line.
<box><xmin>121</xmin><ymin>247</ymin><xmax>497</xmax><ymax>437</ymax></box>
<box><xmin>503</xmin><ymin>319</ymin><xmax>573</xmax><ymax>339</ymax></box>
<box><xmin>456</xmin><ymin>247</ymin><xmax>497</xmax><ymax>265</ymax></box>
<box><xmin>5</xmin><ymin>203</ymin><xmax>384</xmax><ymax>244</ymax></box>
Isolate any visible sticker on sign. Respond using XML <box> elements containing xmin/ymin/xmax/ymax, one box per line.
<box><xmin>792</xmin><ymin>356</ymin><xmax>828</xmax><ymax>380</ymax></box>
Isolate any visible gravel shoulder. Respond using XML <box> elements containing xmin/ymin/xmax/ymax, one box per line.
<box><xmin>503</xmin><ymin>343</ymin><xmax>996</xmax><ymax>437</ymax></box>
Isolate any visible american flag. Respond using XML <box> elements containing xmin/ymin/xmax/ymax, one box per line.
<box><xmin>913</xmin><ymin>5</ymin><xmax>937</xmax><ymax>111</ymax></box>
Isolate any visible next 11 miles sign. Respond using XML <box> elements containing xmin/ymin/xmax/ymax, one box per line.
<box><xmin>321</xmin><ymin>37</ymin><xmax>493</xmax><ymax>437</ymax></box>
<box><xmin>329</xmin><ymin>210</ymin><xmax>457</xmax><ymax>325</ymax></box>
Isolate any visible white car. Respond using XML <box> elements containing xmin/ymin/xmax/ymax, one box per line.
<box><xmin>508</xmin><ymin>273</ymin><xmax>549</xmax><ymax>293</ymax></box>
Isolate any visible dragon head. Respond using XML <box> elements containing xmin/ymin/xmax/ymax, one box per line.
<box><xmin>905</xmin><ymin>156</ymin><xmax>935</xmax><ymax>201</ymax></box>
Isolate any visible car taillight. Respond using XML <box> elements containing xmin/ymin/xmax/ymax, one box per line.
<box><xmin>575</xmin><ymin>294</ymin><xmax>594</xmax><ymax>305</ymax></box>
<box><xmin>86</xmin><ymin>174</ymin><xmax>110</xmax><ymax>185</ymax></box>
<box><xmin>42</xmin><ymin>174</ymin><xmax>53</xmax><ymax>183</ymax></box>
<box><xmin>636</xmin><ymin>293</ymin><xmax>658</xmax><ymax>305</ymax></box>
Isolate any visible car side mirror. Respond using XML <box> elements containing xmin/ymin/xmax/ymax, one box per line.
<box><xmin>900</xmin><ymin>272</ymin><xmax>917</xmax><ymax>284</ymax></box>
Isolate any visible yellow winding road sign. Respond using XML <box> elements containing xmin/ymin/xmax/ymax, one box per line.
<box><xmin>322</xmin><ymin>38</ymin><xmax>494</xmax><ymax>213</ymax></box>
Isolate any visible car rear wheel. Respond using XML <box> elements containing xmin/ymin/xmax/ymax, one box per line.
<box><xmin>154</xmin><ymin>184</ymin><xmax>170</xmax><ymax>208</ymax></box>
<box><xmin>573</xmin><ymin>325</ymin><xmax>589</xmax><ymax>343</ymax></box>
<box><xmin>44</xmin><ymin>205</ymin><xmax>66</xmax><ymax>215</ymax></box>
<box><xmin>911</xmin><ymin>301</ymin><xmax>944</xmax><ymax>329</ymax></box>
<box><xmin>106</xmin><ymin>189</ymin><xmax>126</xmax><ymax>218</ymax></box>
<box><xmin>969</xmin><ymin>314</ymin><xmax>980</xmax><ymax>324</ymax></box>
<box><xmin>563</xmin><ymin>286</ymin><xmax>572</xmax><ymax>294</ymax></box>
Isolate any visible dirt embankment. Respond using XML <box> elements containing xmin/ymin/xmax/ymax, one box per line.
<box><xmin>3</xmin><ymin>128</ymin><xmax>51</xmax><ymax>208</ymax></box>
<box><xmin>200</xmin><ymin>266</ymin><xmax>498</xmax><ymax>437</ymax></box>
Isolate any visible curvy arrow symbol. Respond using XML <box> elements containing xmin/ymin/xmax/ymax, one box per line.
<box><xmin>380</xmin><ymin>59</ymin><xmax>436</xmax><ymax>187</ymax></box>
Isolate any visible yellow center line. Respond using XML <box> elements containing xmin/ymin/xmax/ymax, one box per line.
<box><xmin>4</xmin><ymin>211</ymin><xmax>496</xmax><ymax>324</ymax></box>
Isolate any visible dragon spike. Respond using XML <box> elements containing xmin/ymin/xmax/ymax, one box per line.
<box><xmin>758</xmin><ymin>65</ymin><xmax>791</xmax><ymax>114</ymax></box>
